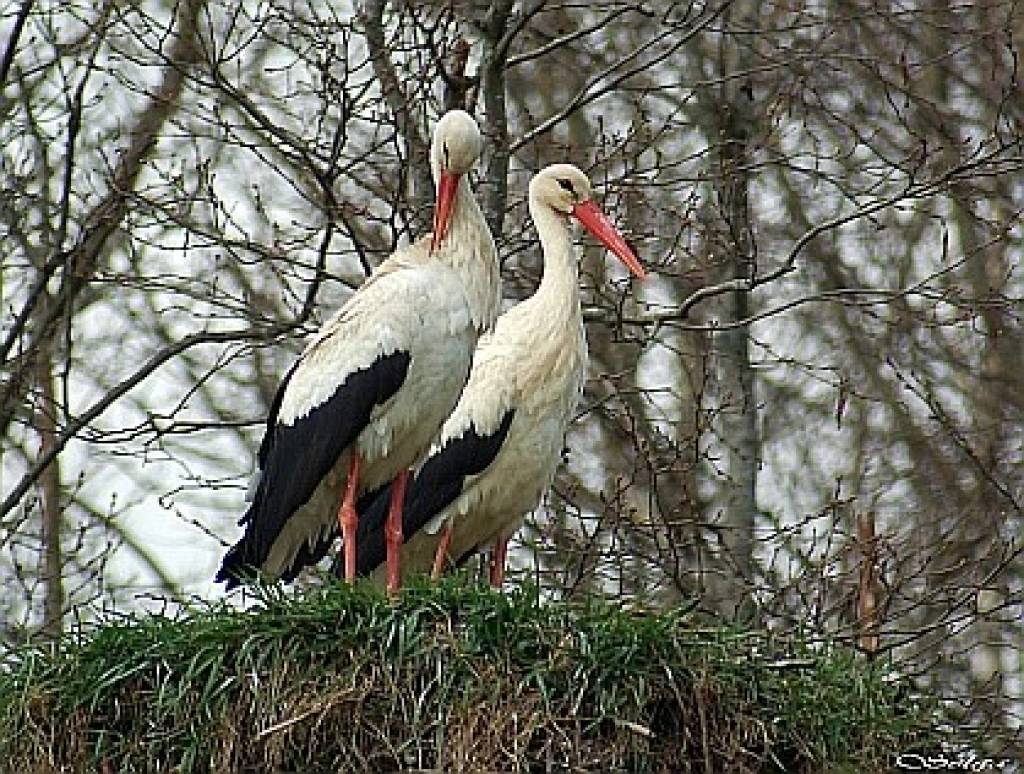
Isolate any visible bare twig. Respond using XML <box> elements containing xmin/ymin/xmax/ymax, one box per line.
<box><xmin>0</xmin><ymin>0</ymin><xmax>34</xmax><ymax>89</ymax></box>
<box><xmin>358</xmin><ymin>0</ymin><xmax>433</xmax><ymax>234</ymax></box>
<box><xmin>510</xmin><ymin>1</ymin><xmax>731</xmax><ymax>153</ymax></box>
<box><xmin>480</xmin><ymin>0</ymin><xmax>515</xmax><ymax>236</ymax></box>
<box><xmin>638</xmin><ymin>146</ymin><xmax>1024</xmax><ymax>322</ymax></box>
<box><xmin>0</xmin><ymin>0</ymin><xmax>204</xmax><ymax>438</ymax></box>
<box><xmin>1</xmin><ymin>324</ymin><xmax>298</xmax><ymax>521</ymax></box>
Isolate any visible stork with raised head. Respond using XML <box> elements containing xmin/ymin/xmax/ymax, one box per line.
<box><xmin>351</xmin><ymin>163</ymin><xmax>645</xmax><ymax>587</ymax></box>
<box><xmin>216</xmin><ymin>110</ymin><xmax>499</xmax><ymax>593</ymax></box>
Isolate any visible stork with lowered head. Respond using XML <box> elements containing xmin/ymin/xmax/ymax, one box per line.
<box><xmin>216</xmin><ymin>110</ymin><xmax>500</xmax><ymax>593</ymax></box>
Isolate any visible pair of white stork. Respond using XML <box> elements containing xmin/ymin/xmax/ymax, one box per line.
<box><xmin>216</xmin><ymin>110</ymin><xmax>645</xmax><ymax>593</ymax></box>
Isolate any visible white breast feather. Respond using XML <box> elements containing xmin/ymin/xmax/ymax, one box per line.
<box><xmin>277</xmin><ymin>261</ymin><xmax>469</xmax><ymax>426</ymax></box>
<box><xmin>421</xmin><ymin>298</ymin><xmax>586</xmax><ymax>537</ymax></box>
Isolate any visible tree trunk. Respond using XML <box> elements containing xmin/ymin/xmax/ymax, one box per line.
<box><xmin>36</xmin><ymin>344</ymin><xmax>63</xmax><ymax>640</ymax></box>
<box><xmin>705</xmin><ymin>0</ymin><xmax>758</xmax><ymax>617</ymax></box>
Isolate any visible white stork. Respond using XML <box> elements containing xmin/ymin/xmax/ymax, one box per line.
<box><xmin>217</xmin><ymin>110</ymin><xmax>499</xmax><ymax>592</ymax></box>
<box><xmin>351</xmin><ymin>163</ymin><xmax>645</xmax><ymax>587</ymax></box>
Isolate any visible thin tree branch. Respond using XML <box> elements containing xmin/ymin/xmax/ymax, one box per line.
<box><xmin>358</xmin><ymin>0</ymin><xmax>433</xmax><ymax>234</ymax></box>
<box><xmin>646</xmin><ymin>146</ymin><xmax>1024</xmax><ymax>321</ymax></box>
<box><xmin>1</xmin><ymin>323</ymin><xmax>299</xmax><ymax>521</ymax></box>
<box><xmin>888</xmin><ymin>359</ymin><xmax>1024</xmax><ymax>517</ymax></box>
<box><xmin>510</xmin><ymin>1</ymin><xmax>731</xmax><ymax>153</ymax></box>
<box><xmin>0</xmin><ymin>0</ymin><xmax>34</xmax><ymax>89</ymax></box>
<box><xmin>504</xmin><ymin>5</ymin><xmax>637</xmax><ymax>68</ymax></box>
<box><xmin>0</xmin><ymin>0</ymin><xmax>204</xmax><ymax>439</ymax></box>
<box><xmin>480</xmin><ymin>0</ymin><xmax>514</xmax><ymax>236</ymax></box>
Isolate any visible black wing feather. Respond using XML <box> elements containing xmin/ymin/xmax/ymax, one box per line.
<box><xmin>351</xmin><ymin>409</ymin><xmax>515</xmax><ymax>576</ymax></box>
<box><xmin>217</xmin><ymin>350</ymin><xmax>411</xmax><ymax>587</ymax></box>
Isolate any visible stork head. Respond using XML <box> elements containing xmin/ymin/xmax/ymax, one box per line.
<box><xmin>530</xmin><ymin>164</ymin><xmax>646</xmax><ymax>280</ymax></box>
<box><xmin>430</xmin><ymin>110</ymin><xmax>483</xmax><ymax>253</ymax></box>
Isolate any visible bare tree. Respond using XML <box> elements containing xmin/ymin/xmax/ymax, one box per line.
<box><xmin>2</xmin><ymin>0</ymin><xmax>1022</xmax><ymax>751</ymax></box>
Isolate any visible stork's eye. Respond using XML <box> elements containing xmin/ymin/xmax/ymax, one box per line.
<box><xmin>557</xmin><ymin>178</ymin><xmax>575</xmax><ymax>194</ymax></box>
<box><xmin>443</xmin><ymin>142</ymin><xmax>451</xmax><ymax>165</ymax></box>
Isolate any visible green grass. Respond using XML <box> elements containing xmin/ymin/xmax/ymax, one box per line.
<box><xmin>0</xmin><ymin>579</ymin><xmax>937</xmax><ymax>772</ymax></box>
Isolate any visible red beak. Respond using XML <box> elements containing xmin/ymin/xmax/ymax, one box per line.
<box><xmin>571</xmin><ymin>200</ymin><xmax>646</xmax><ymax>280</ymax></box>
<box><xmin>431</xmin><ymin>172</ymin><xmax>460</xmax><ymax>253</ymax></box>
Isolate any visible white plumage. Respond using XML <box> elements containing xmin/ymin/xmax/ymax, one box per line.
<box><xmin>217</xmin><ymin>110</ymin><xmax>499</xmax><ymax>589</ymax></box>
<box><xmin>260</xmin><ymin>263</ymin><xmax>475</xmax><ymax>574</ymax></box>
<box><xmin>358</xmin><ymin>163</ymin><xmax>645</xmax><ymax>586</ymax></box>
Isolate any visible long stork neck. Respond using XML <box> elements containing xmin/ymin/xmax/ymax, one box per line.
<box><xmin>530</xmin><ymin>201</ymin><xmax>582</xmax><ymax>323</ymax></box>
<box><xmin>517</xmin><ymin>197</ymin><xmax>587</xmax><ymax>402</ymax></box>
<box><xmin>438</xmin><ymin>175</ymin><xmax>500</xmax><ymax>334</ymax></box>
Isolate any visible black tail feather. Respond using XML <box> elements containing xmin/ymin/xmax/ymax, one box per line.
<box><xmin>345</xmin><ymin>410</ymin><xmax>515</xmax><ymax>577</ymax></box>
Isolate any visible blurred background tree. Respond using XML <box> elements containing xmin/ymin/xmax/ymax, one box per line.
<box><xmin>2</xmin><ymin>0</ymin><xmax>1022</xmax><ymax>751</ymax></box>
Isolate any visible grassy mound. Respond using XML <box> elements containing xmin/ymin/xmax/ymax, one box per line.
<box><xmin>0</xmin><ymin>580</ymin><xmax>935</xmax><ymax>772</ymax></box>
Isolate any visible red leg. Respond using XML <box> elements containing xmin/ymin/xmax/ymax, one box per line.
<box><xmin>385</xmin><ymin>469</ymin><xmax>409</xmax><ymax>595</ymax></box>
<box><xmin>489</xmin><ymin>533</ymin><xmax>508</xmax><ymax>589</ymax></box>
<box><xmin>337</xmin><ymin>453</ymin><xmax>361</xmax><ymax>583</ymax></box>
<box><xmin>430</xmin><ymin>521</ymin><xmax>454</xmax><ymax>580</ymax></box>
